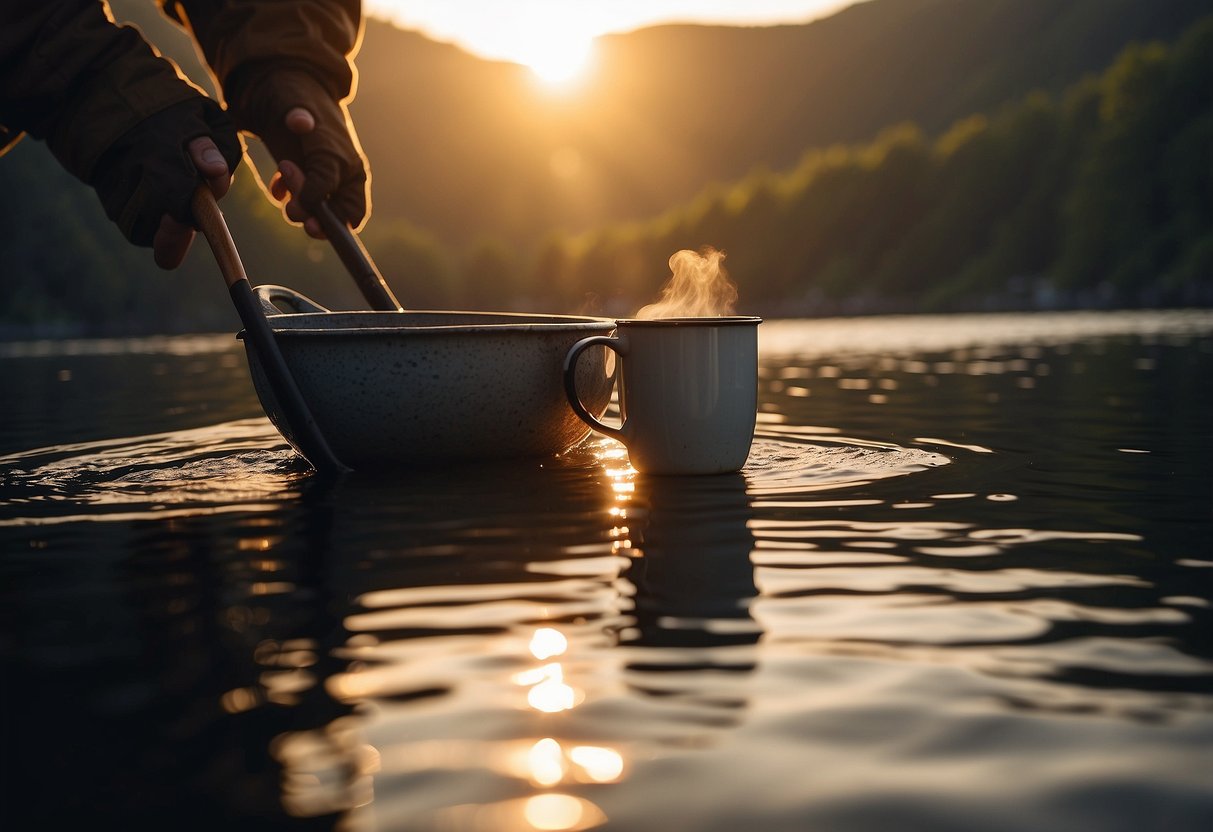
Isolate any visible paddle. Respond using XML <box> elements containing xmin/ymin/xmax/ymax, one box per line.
<box><xmin>315</xmin><ymin>201</ymin><xmax>403</xmax><ymax>311</ymax></box>
<box><xmin>191</xmin><ymin>186</ymin><xmax>348</xmax><ymax>476</ymax></box>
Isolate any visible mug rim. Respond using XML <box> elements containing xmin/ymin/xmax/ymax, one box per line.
<box><xmin>615</xmin><ymin>316</ymin><xmax>762</xmax><ymax>327</ymax></box>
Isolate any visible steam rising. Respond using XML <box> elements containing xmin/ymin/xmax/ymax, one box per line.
<box><xmin>636</xmin><ymin>247</ymin><xmax>738</xmax><ymax>319</ymax></box>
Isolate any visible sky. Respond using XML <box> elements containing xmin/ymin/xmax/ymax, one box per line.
<box><xmin>364</xmin><ymin>1</ymin><xmax>861</xmax><ymax>83</ymax></box>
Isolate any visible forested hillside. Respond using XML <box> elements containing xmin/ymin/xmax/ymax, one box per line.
<box><xmin>1</xmin><ymin>0</ymin><xmax>1209</xmax><ymax>334</ymax></box>
<box><xmin>538</xmin><ymin>17</ymin><xmax>1213</xmax><ymax>316</ymax></box>
<box><xmin>107</xmin><ymin>0</ymin><xmax>1212</xmax><ymax>246</ymax></box>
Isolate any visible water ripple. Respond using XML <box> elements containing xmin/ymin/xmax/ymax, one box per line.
<box><xmin>0</xmin><ymin>418</ymin><xmax>303</xmax><ymax>524</ymax></box>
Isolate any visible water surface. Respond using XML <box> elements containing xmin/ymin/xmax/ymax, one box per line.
<box><xmin>2</xmin><ymin>311</ymin><xmax>1211</xmax><ymax>830</ymax></box>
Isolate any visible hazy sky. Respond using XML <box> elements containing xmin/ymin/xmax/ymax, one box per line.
<box><xmin>365</xmin><ymin>1</ymin><xmax>861</xmax><ymax>81</ymax></box>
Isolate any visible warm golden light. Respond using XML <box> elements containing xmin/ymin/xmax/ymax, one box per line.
<box><xmin>569</xmin><ymin>746</ymin><xmax>624</xmax><ymax>783</ymax></box>
<box><xmin>446</xmin><ymin>794</ymin><xmax>607</xmax><ymax>831</ymax></box>
<box><xmin>522</xmin><ymin>34</ymin><xmax>595</xmax><ymax>86</ymax></box>
<box><xmin>366</xmin><ymin>0</ymin><xmax>860</xmax><ymax>71</ymax></box>
<box><xmin>513</xmin><ymin>662</ymin><xmax>578</xmax><ymax>712</ymax></box>
<box><xmin>368</xmin><ymin>1</ymin><xmax>600</xmax><ymax>87</ymax></box>
<box><xmin>524</xmin><ymin>794</ymin><xmax>586</xmax><ymax>831</ymax></box>
<box><xmin>272</xmin><ymin>720</ymin><xmax>377</xmax><ymax>818</ymax></box>
<box><xmin>517</xmin><ymin>738</ymin><xmax>627</xmax><ymax>787</ymax></box>
<box><xmin>514</xmin><ymin>664</ymin><xmax>556</xmax><ymax>686</ymax></box>
<box><xmin>530</xmin><ymin>627</ymin><xmax>569</xmax><ymax>660</ymax></box>
<box><xmin>528</xmin><ymin>738</ymin><xmax>567</xmax><ymax>786</ymax></box>
<box><xmin>220</xmin><ymin>686</ymin><xmax>259</xmax><ymax>714</ymax></box>
<box><xmin>529</xmin><ymin>670</ymin><xmax>577</xmax><ymax>713</ymax></box>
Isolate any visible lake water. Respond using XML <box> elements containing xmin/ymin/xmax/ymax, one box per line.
<box><xmin>2</xmin><ymin>310</ymin><xmax>1211</xmax><ymax>831</ymax></box>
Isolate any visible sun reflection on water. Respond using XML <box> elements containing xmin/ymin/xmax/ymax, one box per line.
<box><xmin>568</xmin><ymin>745</ymin><xmax>625</xmax><ymax>783</ymax></box>
<box><xmin>528</xmin><ymin>738</ymin><xmax>567</xmax><ymax>786</ymax></box>
<box><xmin>515</xmin><ymin>627</ymin><xmax>578</xmax><ymax>711</ymax></box>
<box><xmin>506</xmin><ymin>623</ymin><xmax>627</xmax><ymax>828</ymax></box>
<box><xmin>530</xmin><ymin>627</ymin><xmax>569</xmax><ymax>660</ymax></box>
<box><xmin>524</xmin><ymin>793</ymin><xmax>602</xmax><ymax>831</ymax></box>
<box><xmin>525</xmin><ymin>664</ymin><xmax>579</xmax><ymax>713</ymax></box>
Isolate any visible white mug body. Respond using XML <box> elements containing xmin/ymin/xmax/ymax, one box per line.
<box><xmin>613</xmin><ymin>317</ymin><xmax>760</xmax><ymax>474</ymax></box>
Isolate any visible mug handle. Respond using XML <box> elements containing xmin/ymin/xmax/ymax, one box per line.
<box><xmin>563</xmin><ymin>335</ymin><xmax>626</xmax><ymax>442</ymax></box>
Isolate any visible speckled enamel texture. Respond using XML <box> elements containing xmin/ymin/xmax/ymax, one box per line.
<box><xmin>239</xmin><ymin>310</ymin><xmax>617</xmax><ymax>468</ymax></box>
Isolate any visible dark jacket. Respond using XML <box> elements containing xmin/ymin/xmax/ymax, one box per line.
<box><xmin>0</xmin><ymin>0</ymin><xmax>360</xmax><ymax>188</ymax></box>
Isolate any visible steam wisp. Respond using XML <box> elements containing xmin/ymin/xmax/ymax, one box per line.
<box><xmin>636</xmin><ymin>247</ymin><xmax>738</xmax><ymax>319</ymax></box>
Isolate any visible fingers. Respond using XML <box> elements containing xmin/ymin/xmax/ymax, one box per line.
<box><xmin>266</xmin><ymin>105</ymin><xmax>365</xmax><ymax>238</ymax></box>
<box><xmin>285</xmin><ymin>106</ymin><xmax>316</xmax><ymax>135</ymax></box>
<box><xmin>269</xmin><ymin>159</ymin><xmax>299</xmax><ymax>203</ymax></box>
<box><xmin>152</xmin><ymin>136</ymin><xmax>232</xmax><ymax>269</ymax></box>
<box><xmin>281</xmin><ymin>106</ymin><xmax>324</xmax><ymax>236</ymax></box>
<box><xmin>270</xmin><ymin>160</ymin><xmax>325</xmax><ymax>239</ymax></box>
<box><xmin>153</xmin><ymin>215</ymin><xmax>196</xmax><ymax>270</ymax></box>
<box><xmin>186</xmin><ymin>136</ymin><xmax>232</xmax><ymax>199</ymax></box>
<box><xmin>327</xmin><ymin>166</ymin><xmax>369</xmax><ymax>231</ymax></box>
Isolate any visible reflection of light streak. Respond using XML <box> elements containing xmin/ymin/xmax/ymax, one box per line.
<box><xmin>569</xmin><ymin>746</ymin><xmax>624</xmax><ymax>783</ymax></box>
<box><xmin>513</xmin><ymin>663</ymin><xmax>577</xmax><ymax>712</ymax></box>
<box><xmin>528</xmin><ymin>738</ymin><xmax>566</xmax><ymax>786</ymax></box>
<box><xmin>250</xmin><ymin>581</ymin><xmax>296</xmax><ymax>595</ymax></box>
<box><xmin>514</xmin><ymin>663</ymin><xmax>558</xmax><ymax>686</ymax></box>
<box><xmin>529</xmin><ymin>668</ymin><xmax>576</xmax><ymax>713</ymax></box>
<box><xmin>444</xmin><ymin>793</ymin><xmax>607</xmax><ymax>831</ymax></box>
<box><xmin>518</xmin><ymin>629</ymin><xmax>578</xmax><ymax>712</ymax></box>
<box><xmin>521</xmin><ymin>739</ymin><xmax>626</xmax><ymax>787</ymax></box>
<box><xmin>273</xmin><ymin>718</ymin><xmax>378</xmax><ymax>818</ymax></box>
<box><xmin>530</xmin><ymin>627</ymin><xmax>568</xmax><ymax>660</ymax></box>
<box><xmin>220</xmin><ymin>686</ymin><xmax>259</xmax><ymax>714</ymax></box>
<box><xmin>525</xmin><ymin>793</ymin><xmax>587</xmax><ymax>831</ymax></box>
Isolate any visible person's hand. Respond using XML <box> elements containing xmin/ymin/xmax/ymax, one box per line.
<box><xmin>225</xmin><ymin>68</ymin><xmax>369</xmax><ymax>236</ymax></box>
<box><xmin>152</xmin><ymin>137</ymin><xmax>234</xmax><ymax>269</ymax></box>
<box><xmin>90</xmin><ymin>97</ymin><xmax>242</xmax><ymax>268</ymax></box>
<box><xmin>268</xmin><ymin>111</ymin><xmax>330</xmax><ymax>240</ymax></box>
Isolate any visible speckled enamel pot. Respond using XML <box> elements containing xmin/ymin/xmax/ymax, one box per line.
<box><xmin>239</xmin><ymin>307</ymin><xmax>617</xmax><ymax>468</ymax></box>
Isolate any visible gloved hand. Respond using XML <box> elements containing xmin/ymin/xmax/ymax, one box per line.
<box><xmin>90</xmin><ymin>97</ymin><xmax>242</xmax><ymax>267</ymax></box>
<box><xmin>224</xmin><ymin>67</ymin><xmax>369</xmax><ymax>235</ymax></box>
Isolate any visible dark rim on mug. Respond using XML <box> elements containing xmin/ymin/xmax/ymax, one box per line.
<box><xmin>615</xmin><ymin>316</ymin><xmax>763</xmax><ymax>327</ymax></box>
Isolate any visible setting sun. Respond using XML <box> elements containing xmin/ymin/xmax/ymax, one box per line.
<box><xmin>426</xmin><ymin>4</ymin><xmax>600</xmax><ymax>88</ymax></box>
<box><xmin>490</xmin><ymin>17</ymin><xmax>597</xmax><ymax>86</ymax></box>
<box><xmin>364</xmin><ymin>1</ymin><xmax>859</xmax><ymax>88</ymax></box>
<box><xmin>366</xmin><ymin>0</ymin><xmax>603</xmax><ymax>87</ymax></box>
<box><xmin>521</xmin><ymin>34</ymin><xmax>595</xmax><ymax>86</ymax></box>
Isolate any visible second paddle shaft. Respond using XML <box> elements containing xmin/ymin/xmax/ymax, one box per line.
<box><xmin>315</xmin><ymin>202</ymin><xmax>402</xmax><ymax>311</ymax></box>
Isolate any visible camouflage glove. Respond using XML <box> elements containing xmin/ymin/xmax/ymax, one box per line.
<box><xmin>90</xmin><ymin>97</ymin><xmax>242</xmax><ymax>247</ymax></box>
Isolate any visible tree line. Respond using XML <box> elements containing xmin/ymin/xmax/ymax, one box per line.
<box><xmin>350</xmin><ymin>14</ymin><xmax>1212</xmax><ymax>319</ymax></box>
<box><xmin>528</xmin><ymin>15</ymin><xmax>1213</xmax><ymax>317</ymax></box>
<box><xmin>1</xmin><ymin>15</ymin><xmax>1209</xmax><ymax>335</ymax></box>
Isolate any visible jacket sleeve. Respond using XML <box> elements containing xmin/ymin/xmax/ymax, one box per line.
<box><xmin>0</xmin><ymin>0</ymin><xmax>204</xmax><ymax>182</ymax></box>
<box><xmin>160</xmin><ymin>1</ymin><xmax>362</xmax><ymax>103</ymax></box>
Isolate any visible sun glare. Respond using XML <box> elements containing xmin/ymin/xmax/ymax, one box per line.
<box><xmin>368</xmin><ymin>0</ymin><xmax>601</xmax><ymax>88</ymax></box>
<box><xmin>523</xmin><ymin>34</ymin><xmax>595</xmax><ymax>86</ymax></box>
<box><xmin>474</xmin><ymin>12</ymin><xmax>598</xmax><ymax>88</ymax></box>
<box><xmin>368</xmin><ymin>0</ymin><xmax>862</xmax><ymax>88</ymax></box>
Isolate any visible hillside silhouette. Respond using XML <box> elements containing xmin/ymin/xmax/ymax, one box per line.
<box><xmin>2</xmin><ymin>0</ymin><xmax>1210</xmax><ymax>334</ymax></box>
<box><xmin>101</xmin><ymin>0</ymin><xmax>1213</xmax><ymax>246</ymax></box>
<box><xmin>350</xmin><ymin>0</ymin><xmax>1213</xmax><ymax>246</ymax></box>
<box><xmin>543</xmin><ymin>17</ymin><xmax>1213</xmax><ymax>316</ymax></box>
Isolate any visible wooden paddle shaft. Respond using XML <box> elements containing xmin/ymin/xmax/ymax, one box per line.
<box><xmin>191</xmin><ymin>187</ymin><xmax>248</xmax><ymax>288</ymax></box>
<box><xmin>315</xmin><ymin>201</ymin><xmax>403</xmax><ymax>311</ymax></box>
<box><xmin>191</xmin><ymin>187</ymin><xmax>347</xmax><ymax>475</ymax></box>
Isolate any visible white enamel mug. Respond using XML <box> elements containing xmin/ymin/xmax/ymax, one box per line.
<box><xmin>563</xmin><ymin>317</ymin><xmax>762</xmax><ymax>475</ymax></box>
